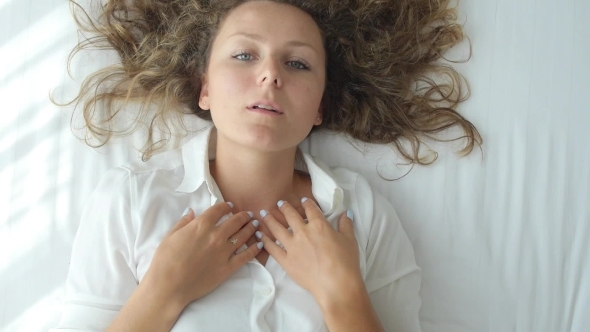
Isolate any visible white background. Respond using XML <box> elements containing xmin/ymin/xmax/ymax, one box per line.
<box><xmin>1</xmin><ymin>0</ymin><xmax>588</xmax><ymax>331</ymax></box>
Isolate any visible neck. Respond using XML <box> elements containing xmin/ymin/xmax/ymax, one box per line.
<box><xmin>209</xmin><ymin>131</ymin><xmax>302</xmax><ymax>219</ymax></box>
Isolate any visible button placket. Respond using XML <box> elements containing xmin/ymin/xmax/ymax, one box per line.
<box><xmin>249</xmin><ymin>263</ymin><xmax>276</xmax><ymax>331</ymax></box>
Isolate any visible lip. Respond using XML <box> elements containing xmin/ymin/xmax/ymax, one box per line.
<box><xmin>247</xmin><ymin>107</ymin><xmax>283</xmax><ymax>116</ymax></box>
<box><xmin>247</xmin><ymin>100</ymin><xmax>284</xmax><ymax>114</ymax></box>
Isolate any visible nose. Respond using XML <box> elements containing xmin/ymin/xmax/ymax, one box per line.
<box><xmin>259</xmin><ymin>58</ymin><xmax>282</xmax><ymax>88</ymax></box>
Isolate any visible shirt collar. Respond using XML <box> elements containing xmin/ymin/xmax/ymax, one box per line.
<box><xmin>175</xmin><ymin>125</ymin><xmax>343</xmax><ymax>214</ymax></box>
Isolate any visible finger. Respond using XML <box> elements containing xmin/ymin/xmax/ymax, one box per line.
<box><xmin>300</xmin><ymin>197</ymin><xmax>325</xmax><ymax>224</ymax></box>
<box><xmin>255</xmin><ymin>231</ymin><xmax>288</xmax><ymax>263</ymax></box>
<box><xmin>219</xmin><ymin>211</ymin><xmax>254</xmax><ymax>238</ymax></box>
<box><xmin>196</xmin><ymin>201</ymin><xmax>234</xmax><ymax>227</ymax></box>
<box><xmin>276</xmin><ymin>200</ymin><xmax>305</xmax><ymax>232</ymax></box>
<box><xmin>339</xmin><ymin>210</ymin><xmax>356</xmax><ymax>241</ymax></box>
<box><xmin>225</xmin><ymin>219</ymin><xmax>260</xmax><ymax>253</ymax></box>
<box><xmin>260</xmin><ymin>209</ymin><xmax>293</xmax><ymax>246</ymax></box>
<box><xmin>167</xmin><ymin>207</ymin><xmax>195</xmax><ymax>236</ymax></box>
<box><xmin>228</xmin><ymin>241</ymin><xmax>264</xmax><ymax>269</ymax></box>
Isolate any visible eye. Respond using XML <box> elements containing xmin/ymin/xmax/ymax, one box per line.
<box><xmin>232</xmin><ymin>51</ymin><xmax>254</xmax><ymax>61</ymax></box>
<box><xmin>287</xmin><ymin>60</ymin><xmax>310</xmax><ymax>70</ymax></box>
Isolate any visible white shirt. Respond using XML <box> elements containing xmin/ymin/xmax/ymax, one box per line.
<box><xmin>52</xmin><ymin>125</ymin><xmax>422</xmax><ymax>332</ymax></box>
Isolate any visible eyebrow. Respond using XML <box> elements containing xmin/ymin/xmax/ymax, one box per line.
<box><xmin>227</xmin><ymin>32</ymin><xmax>320</xmax><ymax>55</ymax></box>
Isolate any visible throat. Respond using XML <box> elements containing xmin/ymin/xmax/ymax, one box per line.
<box><xmin>209</xmin><ymin>160</ymin><xmax>312</xmax><ymax>212</ymax></box>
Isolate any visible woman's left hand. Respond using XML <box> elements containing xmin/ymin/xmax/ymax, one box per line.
<box><xmin>257</xmin><ymin>198</ymin><xmax>362</xmax><ymax>304</ymax></box>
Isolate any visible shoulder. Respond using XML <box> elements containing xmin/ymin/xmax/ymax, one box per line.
<box><xmin>304</xmin><ymin>154</ymin><xmax>361</xmax><ymax>190</ymax></box>
<box><xmin>311</xmin><ymin>156</ymin><xmax>402</xmax><ymax>241</ymax></box>
<box><xmin>89</xmin><ymin>148</ymin><xmax>188</xmax><ymax>222</ymax></box>
<box><xmin>307</xmin><ymin>155</ymin><xmax>386</xmax><ymax>232</ymax></box>
<box><xmin>323</xmin><ymin>161</ymin><xmax>382</xmax><ymax>217</ymax></box>
<box><xmin>110</xmin><ymin>147</ymin><xmax>187</xmax><ymax>192</ymax></box>
<box><xmin>91</xmin><ymin>166</ymin><xmax>132</xmax><ymax>201</ymax></box>
<box><xmin>120</xmin><ymin>147</ymin><xmax>184</xmax><ymax>175</ymax></box>
<box><xmin>305</xmin><ymin>154</ymin><xmax>384</xmax><ymax>213</ymax></box>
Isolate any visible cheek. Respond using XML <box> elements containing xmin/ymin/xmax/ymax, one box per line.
<box><xmin>300</xmin><ymin>81</ymin><xmax>323</xmax><ymax>112</ymax></box>
<box><xmin>227</xmin><ymin>73</ymin><xmax>250</xmax><ymax>96</ymax></box>
<box><xmin>210</xmin><ymin>68</ymin><xmax>249</xmax><ymax>100</ymax></box>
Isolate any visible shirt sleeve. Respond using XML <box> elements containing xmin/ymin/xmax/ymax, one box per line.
<box><xmin>51</xmin><ymin>167</ymin><xmax>138</xmax><ymax>331</ymax></box>
<box><xmin>355</xmin><ymin>176</ymin><xmax>422</xmax><ymax>332</ymax></box>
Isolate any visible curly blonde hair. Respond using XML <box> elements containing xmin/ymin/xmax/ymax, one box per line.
<box><xmin>61</xmin><ymin>0</ymin><xmax>482</xmax><ymax>164</ymax></box>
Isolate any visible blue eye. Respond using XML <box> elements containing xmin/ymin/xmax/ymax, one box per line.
<box><xmin>287</xmin><ymin>60</ymin><xmax>310</xmax><ymax>70</ymax></box>
<box><xmin>233</xmin><ymin>52</ymin><xmax>254</xmax><ymax>61</ymax></box>
<box><xmin>232</xmin><ymin>52</ymin><xmax>310</xmax><ymax>70</ymax></box>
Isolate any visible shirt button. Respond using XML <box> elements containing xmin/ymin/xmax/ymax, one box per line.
<box><xmin>260</xmin><ymin>287</ymin><xmax>272</xmax><ymax>296</ymax></box>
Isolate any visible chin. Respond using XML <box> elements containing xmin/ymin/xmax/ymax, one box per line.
<box><xmin>241</xmin><ymin>125</ymin><xmax>304</xmax><ymax>152</ymax></box>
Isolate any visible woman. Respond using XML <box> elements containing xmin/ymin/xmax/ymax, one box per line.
<box><xmin>54</xmin><ymin>0</ymin><xmax>481</xmax><ymax>331</ymax></box>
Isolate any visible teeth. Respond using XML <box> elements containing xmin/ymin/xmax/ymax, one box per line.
<box><xmin>255</xmin><ymin>104</ymin><xmax>276</xmax><ymax>111</ymax></box>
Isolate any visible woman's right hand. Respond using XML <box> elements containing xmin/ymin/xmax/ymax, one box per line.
<box><xmin>143</xmin><ymin>202</ymin><xmax>263</xmax><ymax>309</ymax></box>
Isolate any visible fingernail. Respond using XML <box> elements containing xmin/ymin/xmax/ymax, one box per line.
<box><xmin>301</xmin><ymin>197</ymin><xmax>308</xmax><ymax>203</ymax></box>
<box><xmin>255</xmin><ymin>231</ymin><xmax>262</xmax><ymax>239</ymax></box>
<box><xmin>257</xmin><ymin>242</ymin><xmax>264</xmax><ymax>249</ymax></box>
<box><xmin>347</xmin><ymin>209</ymin><xmax>354</xmax><ymax>221</ymax></box>
<box><xmin>247</xmin><ymin>211</ymin><xmax>254</xmax><ymax>218</ymax></box>
<box><xmin>260</xmin><ymin>210</ymin><xmax>268</xmax><ymax>218</ymax></box>
<box><xmin>277</xmin><ymin>200</ymin><xmax>285</xmax><ymax>208</ymax></box>
<box><xmin>252</xmin><ymin>220</ymin><xmax>259</xmax><ymax>228</ymax></box>
<box><xmin>227</xmin><ymin>202</ymin><xmax>234</xmax><ymax>209</ymax></box>
<box><xmin>182</xmin><ymin>207</ymin><xmax>191</xmax><ymax>217</ymax></box>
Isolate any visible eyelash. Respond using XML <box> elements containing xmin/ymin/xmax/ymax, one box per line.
<box><xmin>232</xmin><ymin>51</ymin><xmax>310</xmax><ymax>70</ymax></box>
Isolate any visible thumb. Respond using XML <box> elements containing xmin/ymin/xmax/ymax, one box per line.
<box><xmin>338</xmin><ymin>210</ymin><xmax>355</xmax><ymax>240</ymax></box>
<box><xmin>168</xmin><ymin>207</ymin><xmax>195</xmax><ymax>235</ymax></box>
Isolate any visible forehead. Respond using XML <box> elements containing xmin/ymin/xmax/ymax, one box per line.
<box><xmin>215</xmin><ymin>1</ymin><xmax>324</xmax><ymax>51</ymax></box>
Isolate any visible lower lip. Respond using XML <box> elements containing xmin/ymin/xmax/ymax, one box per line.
<box><xmin>246</xmin><ymin>107</ymin><xmax>283</xmax><ymax>116</ymax></box>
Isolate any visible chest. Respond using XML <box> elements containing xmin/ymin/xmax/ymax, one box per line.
<box><xmin>131</xmin><ymin>180</ymin><xmax>366</xmax><ymax>331</ymax></box>
<box><xmin>142</xmin><ymin>248</ymin><xmax>326</xmax><ymax>331</ymax></box>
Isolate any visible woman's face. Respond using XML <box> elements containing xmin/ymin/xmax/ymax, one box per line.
<box><xmin>199</xmin><ymin>0</ymin><xmax>326</xmax><ymax>153</ymax></box>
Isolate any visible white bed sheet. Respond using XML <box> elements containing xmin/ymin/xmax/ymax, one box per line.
<box><xmin>1</xmin><ymin>0</ymin><xmax>588</xmax><ymax>331</ymax></box>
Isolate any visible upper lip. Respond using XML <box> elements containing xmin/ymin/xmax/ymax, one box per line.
<box><xmin>247</xmin><ymin>100</ymin><xmax>284</xmax><ymax>114</ymax></box>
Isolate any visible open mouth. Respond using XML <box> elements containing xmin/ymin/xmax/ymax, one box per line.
<box><xmin>250</xmin><ymin>106</ymin><xmax>282</xmax><ymax>114</ymax></box>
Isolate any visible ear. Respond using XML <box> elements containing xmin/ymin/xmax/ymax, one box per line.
<box><xmin>314</xmin><ymin>103</ymin><xmax>323</xmax><ymax>126</ymax></box>
<box><xmin>198</xmin><ymin>74</ymin><xmax>210</xmax><ymax>110</ymax></box>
